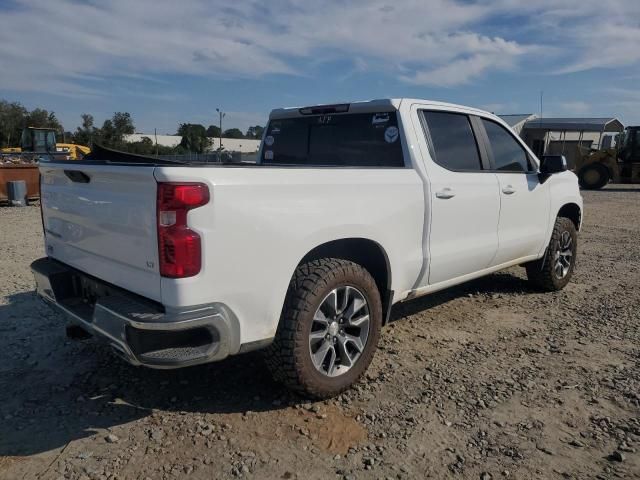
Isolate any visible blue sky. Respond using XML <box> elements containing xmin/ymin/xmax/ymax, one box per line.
<box><xmin>1</xmin><ymin>0</ymin><xmax>639</xmax><ymax>134</ymax></box>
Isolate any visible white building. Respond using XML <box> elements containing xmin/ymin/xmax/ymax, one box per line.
<box><xmin>125</xmin><ymin>134</ymin><xmax>261</xmax><ymax>153</ymax></box>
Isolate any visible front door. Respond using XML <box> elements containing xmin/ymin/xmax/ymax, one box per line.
<box><xmin>418</xmin><ymin>110</ymin><xmax>501</xmax><ymax>285</ymax></box>
<box><xmin>479</xmin><ymin>118</ymin><xmax>550</xmax><ymax>265</ymax></box>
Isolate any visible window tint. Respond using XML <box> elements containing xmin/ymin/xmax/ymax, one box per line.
<box><xmin>261</xmin><ymin>112</ymin><xmax>404</xmax><ymax>167</ymax></box>
<box><xmin>423</xmin><ymin>111</ymin><xmax>482</xmax><ymax>171</ymax></box>
<box><xmin>482</xmin><ymin>119</ymin><xmax>530</xmax><ymax>172</ymax></box>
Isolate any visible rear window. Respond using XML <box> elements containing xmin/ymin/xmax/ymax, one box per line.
<box><xmin>261</xmin><ymin>112</ymin><xmax>405</xmax><ymax>167</ymax></box>
<box><xmin>422</xmin><ymin>111</ymin><xmax>482</xmax><ymax>171</ymax></box>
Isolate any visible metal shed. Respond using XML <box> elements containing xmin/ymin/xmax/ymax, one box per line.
<box><xmin>498</xmin><ymin>114</ymin><xmax>537</xmax><ymax>135</ymax></box>
<box><xmin>521</xmin><ymin>117</ymin><xmax>624</xmax><ymax>167</ymax></box>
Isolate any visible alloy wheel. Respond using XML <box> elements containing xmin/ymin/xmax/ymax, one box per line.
<box><xmin>308</xmin><ymin>286</ymin><xmax>370</xmax><ymax>377</ymax></box>
<box><xmin>554</xmin><ymin>230</ymin><xmax>573</xmax><ymax>279</ymax></box>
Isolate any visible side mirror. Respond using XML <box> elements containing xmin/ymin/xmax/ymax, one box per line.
<box><xmin>539</xmin><ymin>155</ymin><xmax>568</xmax><ymax>183</ymax></box>
<box><xmin>540</xmin><ymin>155</ymin><xmax>568</xmax><ymax>174</ymax></box>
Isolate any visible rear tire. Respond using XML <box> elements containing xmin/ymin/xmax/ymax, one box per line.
<box><xmin>578</xmin><ymin>163</ymin><xmax>609</xmax><ymax>190</ymax></box>
<box><xmin>264</xmin><ymin>258</ymin><xmax>382</xmax><ymax>399</ymax></box>
<box><xmin>526</xmin><ymin>217</ymin><xmax>577</xmax><ymax>291</ymax></box>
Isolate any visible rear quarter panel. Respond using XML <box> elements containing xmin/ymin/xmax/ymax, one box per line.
<box><xmin>153</xmin><ymin>166</ymin><xmax>424</xmax><ymax>345</ymax></box>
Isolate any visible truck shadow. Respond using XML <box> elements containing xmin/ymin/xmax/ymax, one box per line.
<box><xmin>1</xmin><ymin>271</ymin><xmax>532</xmax><ymax>457</ymax></box>
<box><xmin>389</xmin><ymin>271</ymin><xmax>532</xmax><ymax>321</ymax></box>
<box><xmin>1</xmin><ymin>290</ymin><xmax>294</xmax><ymax>457</ymax></box>
<box><xmin>595</xmin><ymin>187</ymin><xmax>640</xmax><ymax>193</ymax></box>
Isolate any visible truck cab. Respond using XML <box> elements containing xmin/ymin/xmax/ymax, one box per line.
<box><xmin>20</xmin><ymin>127</ymin><xmax>58</xmax><ymax>153</ymax></box>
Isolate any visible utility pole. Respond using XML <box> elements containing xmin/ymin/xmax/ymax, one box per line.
<box><xmin>216</xmin><ymin>108</ymin><xmax>225</xmax><ymax>150</ymax></box>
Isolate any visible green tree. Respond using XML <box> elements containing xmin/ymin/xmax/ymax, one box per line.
<box><xmin>99</xmin><ymin>112</ymin><xmax>135</xmax><ymax>148</ymax></box>
<box><xmin>26</xmin><ymin>108</ymin><xmax>63</xmax><ymax>132</ymax></box>
<box><xmin>123</xmin><ymin>136</ymin><xmax>175</xmax><ymax>156</ymax></box>
<box><xmin>113</xmin><ymin>112</ymin><xmax>134</xmax><ymax>138</ymax></box>
<box><xmin>206</xmin><ymin>125</ymin><xmax>221</xmax><ymax>138</ymax></box>
<box><xmin>100</xmin><ymin>119</ymin><xmax>115</xmax><ymax>145</ymax></box>
<box><xmin>73</xmin><ymin>113</ymin><xmax>96</xmax><ymax>146</ymax></box>
<box><xmin>178</xmin><ymin>123</ymin><xmax>210</xmax><ymax>153</ymax></box>
<box><xmin>0</xmin><ymin>100</ymin><xmax>65</xmax><ymax>147</ymax></box>
<box><xmin>245</xmin><ymin>125</ymin><xmax>264</xmax><ymax>139</ymax></box>
<box><xmin>223</xmin><ymin>128</ymin><xmax>244</xmax><ymax>139</ymax></box>
<box><xmin>0</xmin><ymin>100</ymin><xmax>28</xmax><ymax>147</ymax></box>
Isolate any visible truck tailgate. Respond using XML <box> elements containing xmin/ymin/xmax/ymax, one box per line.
<box><xmin>40</xmin><ymin>163</ymin><xmax>161</xmax><ymax>302</ymax></box>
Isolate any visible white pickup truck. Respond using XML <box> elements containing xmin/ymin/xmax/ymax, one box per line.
<box><xmin>32</xmin><ymin>99</ymin><xmax>582</xmax><ymax>398</ymax></box>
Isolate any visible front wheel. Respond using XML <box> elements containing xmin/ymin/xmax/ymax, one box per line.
<box><xmin>264</xmin><ymin>258</ymin><xmax>382</xmax><ymax>398</ymax></box>
<box><xmin>526</xmin><ymin>217</ymin><xmax>577</xmax><ymax>291</ymax></box>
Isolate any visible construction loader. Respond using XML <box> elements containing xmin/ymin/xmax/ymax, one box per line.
<box><xmin>576</xmin><ymin>126</ymin><xmax>640</xmax><ymax>189</ymax></box>
<box><xmin>1</xmin><ymin>126</ymin><xmax>90</xmax><ymax>161</ymax></box>
<box><xmin>1</xmin><ymin>127</ymin><xmax>90</xmax><ymax>202</ymax></box>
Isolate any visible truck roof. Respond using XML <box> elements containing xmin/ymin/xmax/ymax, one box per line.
<box><xmin>269</xmin><ymin>98</ymin><xmax>496</xmax><ymax>120</ymax></box>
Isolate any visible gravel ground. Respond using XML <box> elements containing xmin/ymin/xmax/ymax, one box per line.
<box><xmin>1</xmin><ymin>186</ymin><xmax>639</xmax><ymax>480</ymax></box>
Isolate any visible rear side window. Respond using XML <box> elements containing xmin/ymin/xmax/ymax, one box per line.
<box><xmin>422</xmin><ymin>111</ymin><xmax>482</xmax><ymax>171</ymax></box>
<box><xmin>482</xmin><ymin>119</ymin><xmax>531</xmax><ymax>172</ymax></box>
<box><xmin>261</xmin><ymin>112</ymin><xmax>404</xmax><ymax>167</ymax></box>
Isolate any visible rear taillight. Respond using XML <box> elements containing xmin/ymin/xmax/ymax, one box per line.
<box><xmin>157</xmin><ymin>182</ymin><xmax>209</xmax><ymax>278</ymax></box>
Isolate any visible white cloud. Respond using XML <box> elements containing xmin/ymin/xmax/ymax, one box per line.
<box><xmin>0</xmin><ymin>0</ymin><xmax>529</xmax><ymax>93</ymax></box>
<box><xmin>558</xmin><ymin>101</ymin><xmax>591</xmax><ymax>115</ymax></box>
<box><xmin>554</xmin><ymin>23</ymin><xmax>640</xmax><ymax>74</ymax></box>
<box><xmin>489</xmin><ymin>0</ymin><xmax>640</xmax><ymax>74</ymax></box>
<box><xmin>401</xmin><ymin>35</ymin><xmax>527</xmax><ymax>86</ymax></box>
<box><xmin>0</xmin><ymin>0</ymin><xmax>638</xmax><ymax>95</ymax></box>
<box><xmin>479</xmin><ymin>102</ymin><xmax>520</xmax><ymax>114</ymax></box>
<box><xmin>597</xmin><ymin>88</ymin><xmax>640</xmax><ymax>125</ymax></box>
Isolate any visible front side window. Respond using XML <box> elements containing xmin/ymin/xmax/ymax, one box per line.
<box><xmin>482</xmin><ymin>119</ymin><xmax>530</xmax><ymax>172</ymax></box>
<box><xmin>422</xmin><ymin>111</ymin><xmax>482</xmax><ymax>171</ymax></box>
<box><xmin>261</xmin><ymin>112</ymin><xmax>404</xmax><ymax>167</ymax></box>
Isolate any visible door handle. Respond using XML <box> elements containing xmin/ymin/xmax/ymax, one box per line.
<box><xmin>502</xmin><ymin>185</ymin><xmax>516</xmax><ymax>195</ymax></box>
<box><xmin>64</xmin><ymin>170</ymin><xmax>90</xmax><ymax>183</ymax></box>
<box><xmin>435</xmin><ymin>188</ymin><xmax>456</xmax><ymax>199</ymax></box>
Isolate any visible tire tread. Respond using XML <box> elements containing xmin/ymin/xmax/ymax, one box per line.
<box><xmin>526</xmin><ymin>217</ymin><xmax>576</xmax><ymax>291</ymax></box>
<box><xmin>264</xmin><ymin>258</ymin><xmax>381</xmax><ymax>398</ymax></box>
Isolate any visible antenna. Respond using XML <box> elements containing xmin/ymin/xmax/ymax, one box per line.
<box><xmin>539</xmin><ymin>90</ymin><xmax>543</xmax><ymax>125</ymax></box>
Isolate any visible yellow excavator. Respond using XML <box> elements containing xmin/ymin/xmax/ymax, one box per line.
<box><xmin>1</xmin><ymin>126</ymin><xmax>90</xmax><ymax>161</ymax></box>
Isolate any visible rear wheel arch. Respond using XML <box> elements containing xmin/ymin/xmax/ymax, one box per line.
<box><xmin>298</xmin><ymin>237</ymin><xmax>392</xmax><ymax>299</ymax></box>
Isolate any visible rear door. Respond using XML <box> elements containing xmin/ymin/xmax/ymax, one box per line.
<box><xmin>478</xmin><ymin>118</ymin><xmax>550</xmax><ymax>265</ymax></box>
<box><xmin>40</xmin><ymin>163</ymin><xmax>162</xmax><ymax>301</ymax></box>
<box><xmin>418</xmin><ymin>110</ymin><xmax>500</xmax><ymax>285</ymax></box>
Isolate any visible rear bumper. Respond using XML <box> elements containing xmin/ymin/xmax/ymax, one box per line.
<box><xmin>31</xmin><ymin>257</ymin><xmax>240</xmax><ymax>369</ymax></box>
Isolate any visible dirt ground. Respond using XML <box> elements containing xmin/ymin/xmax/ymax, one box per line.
<box><xmin>1</xmin><ymin>186</ymin><xmax>639</xmax><ymax>480</ymax></box>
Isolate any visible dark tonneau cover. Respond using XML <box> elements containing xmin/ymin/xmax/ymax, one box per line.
<box><xmin>84</xmin><ymin>144</ymin><xmax>186</xmax><ymax>165</ymax></box>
